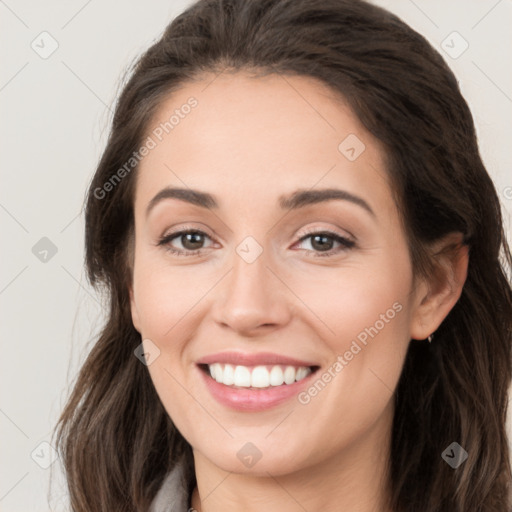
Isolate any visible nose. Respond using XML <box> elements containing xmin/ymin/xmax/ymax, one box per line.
<box><xmin>212</xmin><ymin>249</ymin><xmax>292</xmax><ymax>337</ymax></box>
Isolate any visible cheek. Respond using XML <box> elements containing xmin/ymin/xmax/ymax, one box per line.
<box><xmin>299</xmin><ymin>278</ymin><xmax>410</xmax><ymax>423</ymax></box>
<box><xmin>286</xmin><ymin>247</ymin><xmax>413</xmax><ymax>415</ymax></box>
<box><xmin>132</xmin><ymin>256</ymin><xmax>207</xmax><ymax>439</ymax></box>
<box><xmin>286</xmin><ymin>282</ymin><xmax>411</xmax><ymax>465</ymax></box>
<box><xmin>284</xmin><ymin>249</ymin><xmax>413</xmax><ymax>355</ymax></box>
<box><xmin>132</xmin><ymin>254</ymin><xmax>216</xmax><ymax>342</ymax></box>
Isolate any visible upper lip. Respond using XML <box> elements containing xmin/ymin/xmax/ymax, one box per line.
<box><xmin>196</xmin><ymin>351</ymin><xmax>318</xmax><ymax>368</ymax></box>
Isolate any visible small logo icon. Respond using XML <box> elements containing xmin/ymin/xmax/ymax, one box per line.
<box><xmin>32</xmin><ymin>237</ymin><xmax>58</xmax><ymax>263</ymax></box>
<box><xmin>31</xmin><ymin>441</ymin><xmax>58</xmax><ymax>469</ymax></box>
<box><xmin>237</xmin><ymin>442</ymin><xmax>263</xmax><ymax>468</ymax></box>
<box><xmin>134</xmin><ymin>339</ymin><xmax>161</xmax><ymax>366</ymax></box>
<box><xmin>31</xmin><ymin>31</ymin><xmax>59</xmax><ymax>59</ymax></box>
<box><xmin>236</xmin><ymin>236</ymin><xmax>263</xmax><ymax>264</ymax></box>
<box><xmin>441</xmin><ymin>442</ymin><xmax>468</xmax><ymax>468</ymax></box>
<box><xmin>338</xmin><ymin>134</ymin><xmax>366</xmax><ymax>161</ymax></box>
<box><xmin>441</xmin><ymin>31</ymin><xmax>469</xmax><ymax>59</ymax></box>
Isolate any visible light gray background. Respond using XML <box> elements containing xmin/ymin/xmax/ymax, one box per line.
<box><xmin>1</xmin><ymin>1</ymin><xmax>511</xmax><ymax>510</ymax></box>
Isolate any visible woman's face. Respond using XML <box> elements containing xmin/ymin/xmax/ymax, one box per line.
<box><xmin>129</xmin><ymin>72</ymin><xmax>426</xmax><ymax>476</ymax></box>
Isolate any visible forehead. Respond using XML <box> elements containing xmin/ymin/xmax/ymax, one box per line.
<box><xmin>134</xmin><ymin>71</ymin><xmax>393</xmax><ymax>216</ymax></box>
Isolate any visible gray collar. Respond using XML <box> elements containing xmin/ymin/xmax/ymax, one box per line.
<box><xmin>149</xmin><ymin>459</ymin><xmax>193</xmax><ymax>512</ymax></box>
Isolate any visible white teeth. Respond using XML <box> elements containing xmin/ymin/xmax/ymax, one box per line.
<box><xmin>206</xmin><ymin>363</ymin><xmax>313</xmax><ymax>388</ymax></box>
<box><xmin>283</xmin><ymin>366</ymin><xmax>296</xmax><ymax>385</ymax></box>
<box><xmin>213</xmin><ymin>363</ymin><xmax>223</xmax><ymax>383</ymax></box>
<box><xmin>251</xmin><ymin>366</ymin><xmax>269</xmax><ymax>388</ymax></box>
<box><xmin>269</xmin><ymin>365</ymin><xmax>284</xmax><ymax>386</ymax></box>
<box><xmin>223</xmin><ymin>364</ymin><xmax>235</xmax><ymax>385</ymax></box>
<box><xmin>295</xmin><ymin>366</ymin><xmax>310</xmax><ymax>381</ymax></box>
<box><xmin>233</xmin><ymin>365</ymin><xmax>251</xmax><ymax>387</ymax></box>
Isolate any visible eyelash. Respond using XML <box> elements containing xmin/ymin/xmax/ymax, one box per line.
<box><xmin>157</xmin><ymin>227</ymin><xmax>355</xmax><ymax>258</ymax></box>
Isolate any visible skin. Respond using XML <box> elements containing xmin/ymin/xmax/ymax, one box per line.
<box><xmin>129</xmin><ymin>71</ymin><xmax>468</xmax><ymax>512</ymax></box>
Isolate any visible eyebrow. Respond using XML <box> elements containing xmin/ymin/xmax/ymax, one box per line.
<box><xmin>145</xmin><ymin>186</ymin><xmax>375</xmax><ymax>218</ymax></box>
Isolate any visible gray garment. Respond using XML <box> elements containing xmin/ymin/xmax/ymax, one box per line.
<box><xmin>149</xmin><ymin>460</ymin><xmax>193</xmax><ymax>512</ymax></box>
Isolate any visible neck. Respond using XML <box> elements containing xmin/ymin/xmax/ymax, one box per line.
<box><xmin>190</xmin><ymin>407</ymin><xmax>394</xmax><ymax>512</ymax></box>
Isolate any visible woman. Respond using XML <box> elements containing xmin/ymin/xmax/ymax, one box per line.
<box><xmin>53</xmin><ymin>0</ymin><xmax>512</xmax><ymax>510</ymax></box>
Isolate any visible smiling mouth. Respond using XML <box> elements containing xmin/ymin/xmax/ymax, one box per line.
<box><xmin>198</xmin><ymin>363</ymin><xmax>320</xmax><ymax>389</ymax></box>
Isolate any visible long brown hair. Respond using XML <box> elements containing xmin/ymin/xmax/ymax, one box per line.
<box><xmin>53</xmin><ymin>0</ymin><xmax>512</xmax><ymax>510</ymax></box>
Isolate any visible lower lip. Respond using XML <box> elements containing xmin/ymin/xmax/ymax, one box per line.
<box><xmin>198</xmin><ymin>366</ymin><xmax>317</xmax><ymax>412</ymax></box>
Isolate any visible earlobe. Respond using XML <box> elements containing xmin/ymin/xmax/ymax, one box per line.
<box><xmin>410</xmin><ymin>233</ymin><xmax>469</xmax><ymax>340</ymax></box>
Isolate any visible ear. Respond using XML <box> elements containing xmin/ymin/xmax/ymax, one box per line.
<box><xmin>410</xmin><ymin>232</ymin><xmax>469</xmax><ymax>340</ymax></box>
<box><xmin>129</xmin><ymin>283</ymin><xmax>142</xmax><ymax>334</ymax></box>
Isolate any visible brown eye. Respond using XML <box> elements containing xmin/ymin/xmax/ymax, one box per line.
<box><xmin>158</xmin><ymin>229</ymin><xmax>214</xmax><ymax>256</ymax></box>
<box><xmin>309</xmin><ymin>234</ymin><xmax>335</xmax><ymax>252</ymax></box>
<box><xmin>178</xmin><ymin>232</ymin><xmax>206</xmax><ymax>250</ymax></box>
<box><xmin>295</xmin><ymin>231</ymin><xmax>355</xmax><ymax>258</ymax></box>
